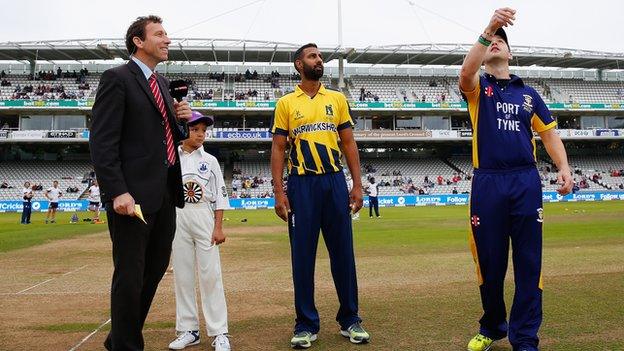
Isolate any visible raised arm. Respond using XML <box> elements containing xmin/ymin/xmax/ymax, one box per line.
<box><xmin>459</xmin><ymin>8</ymin><xmax>516</xmax><ymax>92</ymax></box>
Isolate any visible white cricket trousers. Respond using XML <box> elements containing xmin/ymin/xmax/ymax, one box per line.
<box><xmin>172</xmin><ymin>205</ymin><xmax>228</xmax><ymax>336</ymax></box>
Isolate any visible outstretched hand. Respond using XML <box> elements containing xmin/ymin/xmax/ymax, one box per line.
<box><xmin>486</xmin><ymin>8</ymin><xmax>516</xmax><ymax>34</ymax></box>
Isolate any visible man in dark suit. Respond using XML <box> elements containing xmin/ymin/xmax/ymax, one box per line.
<box><xmin>89</xmin><ymin>15</ymin><xmax>192</xmax><ymax>351</ymax></box>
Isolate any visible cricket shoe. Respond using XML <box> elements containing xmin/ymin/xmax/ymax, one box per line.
<box><xmin>169</xmin><ymin>330</ymin><xmax>200</xmax><ymax>350</ymax></box>
<box><xmin>467</xmin><ymin>333</ymin><xmax>494</xmax><ymax>351</ymax></box>
<box><xmin>340</xmin><ymin>323</ymin><xmax>370</xmax><ymax>344</ymax></box>
<box><xmin>290</xmin><ymin>331</ymin><xmax>317</xmax><ymax>349</ymax></box>
<box><xmin>212</xmin><ymin>334</ymin><xmax>231</xmax><ymax>351</ymax></box>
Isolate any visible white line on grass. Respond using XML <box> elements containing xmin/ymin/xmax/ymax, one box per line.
<box><xmin>68</xmin><ymin>318</ymin><xmax>111</xmax><ymax>351</ymax></box>
<box><xmin>16</xmin><ymin>264</ymin><xmax>89</xmax><ymax>294</ymax></box>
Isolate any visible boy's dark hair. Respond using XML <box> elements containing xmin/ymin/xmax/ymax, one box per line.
<box><xmin>125</xmin><ymin>15</ymin><xmax>163</xmax><ymax>55</ymax></box>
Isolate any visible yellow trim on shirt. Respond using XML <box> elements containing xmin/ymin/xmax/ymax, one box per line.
<box><xmin>461</xmin><ymin>81</ymin><xmax>481</xmax><ymax>169</ymax></box>
<box><xmin>531</xmin><ymin>114</ymin><xmax>557</xmax><ymax>133</ymax></box>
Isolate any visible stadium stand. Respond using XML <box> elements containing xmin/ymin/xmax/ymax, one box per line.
<box><xmin>348</xmin><ymin>76</ymin><xmax>455</xmax><ymax>102</ymax></box>
<box><xmin>223</xmin><ymin>154</ymin><xmax>624</xmax><ymax>197</ymax></box>
<box><xmin>228</xmin><ymin>157</ymin><xmax>473</xmax><ymax>196</ymax></box>
<box><xmin>0</xmin><ymin>161</ymin><xmax>93</xmax><ymax>201</ymax></box>
<box><xmin>567</xmin><ymin>155</ymin><xmax>624</xmax><ymax>190</ymax></box>
<box><xmin>1</xmin><ymin>71</ymin><xmax>623</xmax><ymax>104</ymax></box>
<box><xmin>166</xmin><ymin>73</ymin><xmax>225</xmax><ymax>100</ymax></box>
<box><xmin>359</xmin><ymin>157</ymin><xmax>470</xmax><ymax>195</ymax></box>
<box><xmin>546</xmin><ymin>79</ymin><xmax>624</xmax><ymax>103</ymax></box>
<box><xmin>231</xmin><ymin>160</ymin><xmax>273</xmax><ymax>198</ymax></box>
<box><xmin>0</xmin><ymin>155</ymin><xmax>621</xmax><ymax>201</ymax></box>
<box><xmin>1</xmin><ymin>65</ymin><xmax>623</xmax><ymax>201</ymax></box>
<box><xmin>522</xmin><ymin>79</ymin><xmax>554</xmax><ymax>103</ymax></box>
<box><xmin>0</xmin><ymin>72</ymin><xmax>97</xmax><ymax>100</ymax></box>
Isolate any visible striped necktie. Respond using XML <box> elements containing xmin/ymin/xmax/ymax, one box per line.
<box><xmin>148</xmin><ymin>73</ymin><xmax>176</xmax><ymax>166</ymax></box>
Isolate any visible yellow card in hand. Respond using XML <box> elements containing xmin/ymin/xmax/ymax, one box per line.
<box><xmin>134</xmin><ymin>204</ymin><xmax>147</xmax><ymax>224</ymax></box>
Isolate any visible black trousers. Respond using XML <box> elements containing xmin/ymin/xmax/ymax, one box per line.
<box><xmin>369</xmin><ymin>196</ymin><xmax>379</xmax><ymax>217</ymax></box>
<box><xmin>21</xmin><ymin>202</ymin><xmax>32</xmax><ymax>223</ymax></box>
<box><xmin>104</xmin><ymin>191</ymin><xmax>176</xmax><ymax>351</ymax></box>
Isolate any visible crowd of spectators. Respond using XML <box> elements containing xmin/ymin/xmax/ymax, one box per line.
<box><xmin>33</xmin><ymin>67</ymin><xmax>90</xmax><ymax>83</ymax></box>
<box><xmin>9</xmin><ymin>83</ymin><xmax>87</xmax><ymax>100</ymax></box>
<box><xmin>1</xmin><ymin>67</ymin><xmax>91</xmax><ymax>100</ymax></box>
<box><xmin>0</xmin><ymin>182</ymin><xmax>44</xmax><ymax>191</ymax></box>
<box><xmin>229</xmin><ymin>90</ymin><xmax>270</xmax><ymax>100</ymax></box>
<box><xmin>230</xmin><ymin>171</ymin><xmax>273</xmax><ymax>198</ymax></box>
<box><xmin>359</xmin><ymin>88</ymin><xmax>380</xmax><ymax>102</ymax></box>
<box><xmin>66</xmin><ymin>186</ymin><xmax>80</xmax><ymax>193</ymax></box>
<box><xmin>609</xmin><ymin>168</ymin><xmax>624</xmax><ymax>177</ymax></box>
<box><xmin>191</xmin><ymin>89</ymin><xmax>215</xmax><ymax>100</ymax></box>
<box><xmin>208</xmin><ymin>72</ymin><xmax>226</xmax><ymax>82</ymax></box>
<box><xmin>360</xmin><ymin>86</ymin><xmax>449</xmax><ymax>103</ymax></box>
<box><xmin>362</xmin><ymin>161</ymin><xmax>472</xmax><ymax>195</ymax></box>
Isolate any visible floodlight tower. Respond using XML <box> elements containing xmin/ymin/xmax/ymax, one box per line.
<box><xmin>337</xmin><ymin>0</ymin><xmax>345</xmax><ymax>90</ymax></box>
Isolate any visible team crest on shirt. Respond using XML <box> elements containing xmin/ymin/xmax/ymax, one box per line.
<box><xmin>183</xmin><ymin>180</ymin><xmax>203</xmax><ymax>203</ymax></box>
<box><xmin>484</xmin><ymin>85</ymin><xmax>494</xmax><ymax>97</ymax></box>
<box><xmin>325</xmin><ymin>104</ymin><xmax>334</xmax><ymax>118</ymax></box>
<box><xmin>221</xmin><ymin>185</ymin><xmax>227</xmax><ymax>198</ymax></box>
<box><xmin>198</xmin><ymin>162</ymin><xmax>209</xmax><ymax>174</ymax></box>
<box><xmin>537</xmin><ymin>208</ymin><xmax>544</xmax><ymax>222</ymax></box>
<box><xmin>523</xmin><ymin>94</ymin><xmax>534</xmax><ymax>113</ymax></box>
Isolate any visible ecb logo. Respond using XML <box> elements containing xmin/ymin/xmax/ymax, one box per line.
<box><xmin>198</xmin><ymin>162</ymin><xmax>209</xmax><ymax>174</ymax></box>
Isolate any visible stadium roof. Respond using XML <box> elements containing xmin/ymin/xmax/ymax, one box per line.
<box><xmin>348</xmin><ymin>44</ymin><xmax>624</xmax><ymax>69</ymax></box>
<box><xmin>0</xmin><ymin>39</ymin><xmax>623</xmax><ymax>69</ymax></box>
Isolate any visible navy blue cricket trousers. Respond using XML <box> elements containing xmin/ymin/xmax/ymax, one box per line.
<box><xmin>369</xmin><ymin>196</ymin><xmax>379</xmax><ymax>217</ymax></box>
<box><xmin>287</xmin><ymin>171</ymin><xmax>361</xmax><ymax>334</ymax></box>
<box><xmin>469</xmin><ymin>166</ymin><xmax>543</xmax><ymax>351</ymax></box>
<box><xmin>21</xmin><ymin>201</ymin><xmax>32</xmax><ymax>224</ymax></box>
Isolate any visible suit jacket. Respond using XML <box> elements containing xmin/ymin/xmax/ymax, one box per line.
<box><xmin>89</xmin><ymin>60</ymin><xmax>187</xmax><ymax>213</ymax></box>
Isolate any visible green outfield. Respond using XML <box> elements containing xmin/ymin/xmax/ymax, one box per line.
<box><xmin>0</xmin><ymin>211</ymin><xmax>109</xmax><ymax>252</ymax></box>
<box><xmin>0</xmin><ymin>201</ymin><xmax>623</xmax><ymax>350</ymax></box>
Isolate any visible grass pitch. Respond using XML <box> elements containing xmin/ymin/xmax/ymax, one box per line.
<box><xmin>0</xmin><ymin>201</ymin><xmax>622</xmax><ymax>350</ymax></box>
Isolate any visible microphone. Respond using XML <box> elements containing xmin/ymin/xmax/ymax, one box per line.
<box><xmin>169</xmin><ymin>80</ymin><xmax>189</xmax><ymax>102</ymax></box>
<box><xmin>169</xmin><ymin>79</ymin><xmax>190</xmax><ymax>137</ymax></box>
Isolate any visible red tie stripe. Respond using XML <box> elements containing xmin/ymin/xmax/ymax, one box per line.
<box><xmin>148</xmin><ymin>73</ymin><xmax>176</xmax><ymax>166</ymax></box>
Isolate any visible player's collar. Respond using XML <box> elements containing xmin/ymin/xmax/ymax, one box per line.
<box><xmin>295</xmin><ymin>83</ymin><xmax>326</xmax><ymax>97</ymax></box>
<box><xmin>484</xmin><ymin>73</ymin><xmax>524</xmax><ymax>86</ymax></box>
<box><xmin>178</xmin><ymin>145</ymin><xmax>203</xmax><ymax>156</ymax></box>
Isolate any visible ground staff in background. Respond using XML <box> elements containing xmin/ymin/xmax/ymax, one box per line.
<box><xmin>21</xmin><ymin>181</ymin><xmax>33</xmax><ymax>224</ymax></box>
<box><xmin>367</xmin><ymin>177</ymin><xmax>380</xmax><ymax>218</ymax></box>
